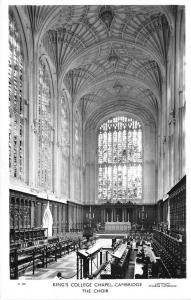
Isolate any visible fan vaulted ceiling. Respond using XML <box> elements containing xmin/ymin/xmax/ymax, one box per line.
<box><xmin>23</xmin><ymin>5</ymin><xmax>174</xmax><ymax>125</ymax></box>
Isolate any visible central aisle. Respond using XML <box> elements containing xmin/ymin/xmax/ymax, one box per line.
<box><xmin>125</xmin><ymin>250</ymin><xmax>136</xmax><ymax>279</ymax></box>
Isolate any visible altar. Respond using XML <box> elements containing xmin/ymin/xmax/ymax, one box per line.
<box><xmin>105</xmin><ymin>221</ymin><xmax>131</xmax><ymax>232</ymax></box>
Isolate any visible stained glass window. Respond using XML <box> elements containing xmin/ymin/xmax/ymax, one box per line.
<box><xmin>37</xmin><ymin>59</ymin><xmax>53</xmax><ymax>190</ymax></box>
<box><xmin>60</xmin><ymin>94</ymin><xmax>69</xmax><ymax>197</ymax></box>
<box><xmin>98</xmin><ymin>116</ymin><xmax>142</xmax><ymax>202</ymax></box>
<box><xmin>9</xmin><ymin>12</ymin><xmax>24</xmax><ymax>179</ymax></box>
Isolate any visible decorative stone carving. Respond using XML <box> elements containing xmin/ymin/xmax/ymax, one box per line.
<box><xmin>113</xmin><ymin>81</ymin><xmax>123</xmax><ymax>94</ymax></box>
<box><xmin>99</xmin><ymin>6</ymin><xmax>114</xmax><ymax>30</ymax></box>
<box><xmin>108</xmin><ymin>48</ymin><xmax>119</xmax><ymax>67</ymax></box>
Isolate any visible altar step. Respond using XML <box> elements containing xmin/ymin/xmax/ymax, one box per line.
<box><xmin>96</xmin><ymin>233</ymin><xmax>126</xmax><ymax>239</ymax></box>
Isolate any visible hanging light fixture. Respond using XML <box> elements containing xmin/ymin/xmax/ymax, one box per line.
<box><xmin>99</xmin><ymin>6</ymin><xmax>114</xmax><ymax>30</ymax></box>
<box><xmin>108</xmin><ymin>48</ymin><xmax>119</xmax><ymax>68</ymax></box>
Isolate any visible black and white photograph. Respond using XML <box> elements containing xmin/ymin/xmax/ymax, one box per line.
<box><xmin>0</xmin><ymin>1</ymin><xmax>190</xmax><ymax>300</ymax></box>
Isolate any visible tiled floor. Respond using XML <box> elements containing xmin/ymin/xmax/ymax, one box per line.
<box><xmin>19</xmin><ymin>239</ymin><xmax>112</xmax><ymax>280</ymax></box>
<box><xmin>19</xmin><ymin>251</ymin><xmax>77</xmax><ymax>280</ymax></box>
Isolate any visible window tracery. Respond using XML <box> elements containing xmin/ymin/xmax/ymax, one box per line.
<box><xmin>9</xmin><ymin>11</ymin><xmax>24</xmax><ymax>179</ymax></box>
<box><xmin>37</xmin><ymin>59</ymin><xmax>53</xmax><ymax>190</ymax></box>
<box><xmin>98</xmin><ymin>116</ymin><xmax>142</xmax><ymax>202</ymax></box>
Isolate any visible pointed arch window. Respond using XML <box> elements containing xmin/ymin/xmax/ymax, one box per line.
<box><xmin>37</xmin><ymin>59</ymin><xmax>53</xmax><ymax>190</ymax></box>
<box><xmin>98</xmin><ymin>116</ymin><xmax>143</xmax><ymax>202</ymax></box>
<box><xmin>9</xmin><ymin>11</ymin><xmax>24</xmax><ymax>179</ymax></box>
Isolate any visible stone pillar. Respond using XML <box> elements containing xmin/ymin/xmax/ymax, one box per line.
<box><xmin>144</xmin><ymin>123</ymin><xmax>156</xmax><ymax>203</ymax></box>
<box><xmin>52</xmin><ymin>74</ymin><xmax>59</xmax><ymax>195</ymax></box>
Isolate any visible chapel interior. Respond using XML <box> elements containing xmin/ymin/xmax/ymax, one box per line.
<box><xmin>8</xmin><ymin>5</ymin><xmax>186</xmax><ymax>280</ymax></box>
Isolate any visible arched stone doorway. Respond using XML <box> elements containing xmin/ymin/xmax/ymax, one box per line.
<box><xmin>43</xmin><ymin>202</ymin><xmax>53</xmax><ymax>237</ymax></box>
